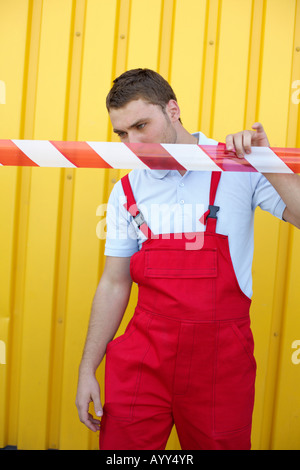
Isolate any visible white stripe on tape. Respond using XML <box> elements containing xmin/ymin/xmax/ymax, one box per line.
<box><xmin>12</xmin><ymin>140</ymin><xmax>76</xmax><ymax>168</ymax></box>
<box><xmin>87</xmin><ymin>142</ymin><xmax>149</xmax><ymax>169</ymax></box>
<box><xmin>162</xmin><ymin>143</ymin><xmax>222</xmax><ymax>171</ymax></box>
<box><xmin>244</xmin><ymin>147</ymin><xmax>293</xmax><ymax>174</ymax></box>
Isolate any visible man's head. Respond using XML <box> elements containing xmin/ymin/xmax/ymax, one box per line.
<box><xmin>106</xmin><ymin>68</ymin><xmax>182</xmax><ymax>144</ymax></box>
<box><xmin>106</xmin><ymin>68</ymin><xmax>179</xmax><ymax>113</ymax></box>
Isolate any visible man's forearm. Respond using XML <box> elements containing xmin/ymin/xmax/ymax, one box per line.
<box><xmin>263</xmin><ymin>173</ymin><xmax>300</xmax><ymax>229</ymax></box>
<box><xmin>79</xmin><ymin>274</ymin><xmax>132</xmax><ymax>375</ymax></box>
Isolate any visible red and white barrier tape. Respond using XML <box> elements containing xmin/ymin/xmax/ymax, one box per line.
<box><xmin>0</xmin><ymin>140</ymin><xmax>299</xmax><ymax>173</ymax></box>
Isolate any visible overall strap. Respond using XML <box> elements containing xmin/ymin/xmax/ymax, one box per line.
<box><xmin>202</xmin><ymin>172</ymin><xmax>221</xmax><ymax>233</ymax></box>
<box><xmin>121</xmin><ymin>173</ymin><xmax>155</xmax><ymax>239</ymax></box>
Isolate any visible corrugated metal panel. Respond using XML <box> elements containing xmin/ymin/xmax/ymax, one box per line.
<box><xmin>0</xmin><ymin>0</ymin><xmax>299</xmax><ymax>450</ymax></box>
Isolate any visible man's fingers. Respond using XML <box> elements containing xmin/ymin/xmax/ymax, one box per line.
<box><xmin>92</xmin><ymin>392</ymin><xmax>103</xmax><ymax>418</ymax></box>
<box><xmin>252</xmin><ymin>122</ymin><xmax>264</xmax><ymax>133</ymax></box>
<box><xmin>83</xmin><ymin>413</ymin><xmax>101</xmax><ymax>432</ymax></box>
<box><xmin>251</xmin><ymin>122</ymin><xmax>270</xmax><ymax>146</ymax></box>
<box><xmin>87</xmin><ymin>413</ymin><xmax>101</xmax><ymax>431</ymax></box>
<box><xmin>232</xmin><ymin>132</ymin><xmax>244</xmax><ymax>158</ymax></box>
<box><xmin>225</xmin><ymin>134</ymin><xmax>234</xmax><ymax>151</ymax></box>
<box><xmin>226</xmin><ymin>131</ymin><xmax>254</xmax><ymax>158</ymax></box>
<box><xmin>76</xmin><ymin>374</ymin><xmax>103</xmax><ymax>432</ymax></box>
<box><xmin>76</xmin><ymin>395</ymin><xmax>102</xmax><ymax>431</ymax></box>
<box><xmin>225</xmin><ymin>122</ymin><xmax>270</xmax><ymax>159</ymax></box>
<box><xmin>226</xmin><ymin>132</ymin><xmax>245</xmax><ymax>157</ymax></box>
<box><xmin>242</xmin><ymin>132</ymin><xmax>252</xmax><ymax>155</ymax></box>
<box><xmin>78</xmin><ymin>406</ymin><xmax>101</xmax><ymax>432</ymax></box>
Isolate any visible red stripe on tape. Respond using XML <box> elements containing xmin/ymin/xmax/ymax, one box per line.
<box><xmin>201</xmin><ymin>143</ymin><xmax>257</xmax><ymax>172</ymax></box>
<box><xmin>126</xmin><ymin>142</ymin><xmax>186</xmax><ymax>171</ymax></box>
<box><xmin>0</xmin><ymin>140</ymin><xmax>38</xmax><ymax>167</ymax></box>
<box><xmin>271</xmin><ymin>147</ymin><xmax>300</xmax><ymax>173</ymax></box>
<box><xmin>51</xmin><ymin>141</ymin><xmax>113</xmax><ymax>169</ymax></box>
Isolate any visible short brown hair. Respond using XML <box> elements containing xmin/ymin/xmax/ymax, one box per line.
<box><xmin>106</xmin><ymin>68</ymin><xmax>179</xmax><ymax>112</ymax></box>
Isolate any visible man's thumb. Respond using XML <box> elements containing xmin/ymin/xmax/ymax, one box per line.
<box><xmin>92</xmin><ymin>394</ymin><xmax>103</xmax><ymax>417</ymax></box>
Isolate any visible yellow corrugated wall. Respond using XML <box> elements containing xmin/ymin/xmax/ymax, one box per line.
<box><xmin>0</xmin><ymin>0</ymin><xmax>299</xmax><ymax>450</ymax></box>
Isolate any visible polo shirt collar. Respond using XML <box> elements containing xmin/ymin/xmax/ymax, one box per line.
<box><xmin>148</xmin><ymin>132</ymin><xmax>200</xmax><ymax>179</ymax></box>
<box><xmin>149</xmin><ymin>169</ymin><xmax>171</xmax><ymax>179</ymax></box>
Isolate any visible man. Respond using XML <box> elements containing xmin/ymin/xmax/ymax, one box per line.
<box><xmin>76</xmin><ymin>69</ymin><xmax>300</xmax><ymax>450</ymax></box>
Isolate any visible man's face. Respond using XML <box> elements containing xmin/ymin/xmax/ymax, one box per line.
<box><xmin>109</xmin><ymin>99</ymin><xmax>178</xmax><ymax>144</ymax></box>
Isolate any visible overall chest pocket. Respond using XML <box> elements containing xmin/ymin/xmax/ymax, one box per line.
<box><xmin>144</xmin><ymin>248</ymin><xmax>218</xmax><ymax>279</ymax></box>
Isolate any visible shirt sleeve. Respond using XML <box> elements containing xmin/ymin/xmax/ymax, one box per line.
<box><xmin>104</xmin><ymin>179</ymin><xmax>139</xmax><ymax>257</ymax></box>
<box><xmin>251</xmin><ymin>174</ymin><xmax>286</xmax><ymax>220</ymax></box>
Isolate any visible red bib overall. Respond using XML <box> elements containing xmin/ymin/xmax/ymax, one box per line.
<box><xmin>100</xmin><ymin>172</ymin><xmax>256</xmax><ymax>450</ymax></box>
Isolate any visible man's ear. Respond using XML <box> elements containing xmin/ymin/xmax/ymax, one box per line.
<box><xmin>166</xmin><ymin>99</ymin><xmax>181</xmax><ymax>122</ymax></box>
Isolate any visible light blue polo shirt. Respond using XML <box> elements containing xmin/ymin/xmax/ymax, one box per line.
<box><xmin>104</xmin><ymin>132</ymin><xmax>286</xmax><ymax>298</ymax></box>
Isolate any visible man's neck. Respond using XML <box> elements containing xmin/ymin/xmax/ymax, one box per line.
<box><xmin>174</xmin><ymin>122</ymin><xmax>198</xmax><ymax>145</ymax></box>
<box><xmin>175</xmin><ymin>126</ymin><xmax>198</xmax><ymax>175</ymax></box>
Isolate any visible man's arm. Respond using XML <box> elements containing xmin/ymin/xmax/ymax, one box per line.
<box><xmin>226</xmin><ymin>122</ymin><xmax>300</xmax><ymax>229</ymax></box>
<box><xmin>76</xmin><ymin>255</ymin><xmax>132</xmax><ymax>432</ymax></box>
<box><xmin>258</xmin><ymin>173</ymin><xmax>300</xmax><ymax>229</ymax></box>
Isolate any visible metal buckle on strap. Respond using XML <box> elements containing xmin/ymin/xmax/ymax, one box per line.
<box><xmin>207</xmin><ymin>204</ymin><xmax>220</xmax><ymax>219</ymax></box>
<box><xmin>133</xmin><ymin>212</ymin><xmax>145</xmax><ymax>228</ymax></box>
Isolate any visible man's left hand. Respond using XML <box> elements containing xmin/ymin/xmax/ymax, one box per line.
<box><xmin>225</xmin><ymin>122</ymin><xmax>270</xmax><ymax>158</ymax></box>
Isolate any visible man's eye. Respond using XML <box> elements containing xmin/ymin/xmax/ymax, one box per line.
<box><xmin>137</xmin><ymin>123</ymin><xmax>146</xmax><ymax>130</ymax></box>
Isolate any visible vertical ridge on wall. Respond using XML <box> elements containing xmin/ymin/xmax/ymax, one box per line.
<box><xmin>253</xmin><ymin>0</ymin><xmax>267</xmax><ymax>131</ymax></box>
<box><xmin>19</xmin><ymin>0</ymin><xmax>43</xmax><ymax>140</ymax></box>
<box><xmin>110</xmin><ymin>0</ymin><xmax>131</xmax><ymax>103</ymax></box>
<box><xmin>157</xmin><ymin>0</ymin><xmax>176</xmax><ymax>79</ymax></box>
<box><xmin>6</xmin><ymin>168</ymin><xmax>32</xmax><ymax>447</ymax></box>
<box><xmin>267</xmin><ymin>225</ymin><xmax>294</xmax><ymax>449</ymax></box>
<box><xmin>287</xmin><ymin>0</ymin><xmax>300</xmax><ymax>148</ymax></box>
<box><xmin>64</xmin><ymin>0</ymin><xmax>87</xmax><ymax>141</ymax></box>
<box><xmin>244</xmin><ymin>0</ymin><xmax>265</xmax><ymax>128</ymax></box>
<box><xmin>198</xmin><ymin>0</ymin><xmax>221</xmax><ymax>138</ymax></box>
<box><xmin>7</xmin><ymin>0</ymin><xmax>43</xmax><ymax>446</ymax></box>
<box><xmin>46</xmin><ymin>169</ymin><xmax>74</xmax><ymax>450</ymax></box>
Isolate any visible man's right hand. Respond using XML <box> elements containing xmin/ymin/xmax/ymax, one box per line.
<box><xmin>76</xmin><ymin>372</ymin><xmax>103</xmax><ymax>432</ymax></box>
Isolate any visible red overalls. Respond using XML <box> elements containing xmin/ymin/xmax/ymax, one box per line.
<box><xmin>100</xmin><ymin>172</ymin><xmax>256</xmax><ymax>450</ymax></box>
